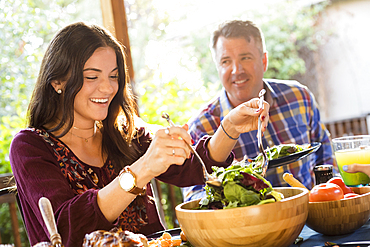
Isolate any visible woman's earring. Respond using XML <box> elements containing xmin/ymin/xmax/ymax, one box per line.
<box><xmin>57</xmin><ymin>89</ymin><xmax>62</xmax><ymax>94</ymax></box>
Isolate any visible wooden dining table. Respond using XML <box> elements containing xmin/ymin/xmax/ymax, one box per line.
<box><xmin>151</xmin><ymin>219</ymin><xmax>370</xmax><ymax>246</ymax></box>
<box><xmin>289</xmin><ymin>220</ymin><xmax>370</xmax><ymax>247</ymax></box>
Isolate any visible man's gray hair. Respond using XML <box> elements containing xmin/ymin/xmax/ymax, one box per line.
<box><xmin>210</xmin><ymin>20</ymin><xmax>266</xmax><ymax>60</ymax></box>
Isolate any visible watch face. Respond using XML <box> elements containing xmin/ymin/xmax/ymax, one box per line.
<box><xmin>119</xmin><ymin>172</ymin><xmax>135</xmax><ymax>191</ymax></box>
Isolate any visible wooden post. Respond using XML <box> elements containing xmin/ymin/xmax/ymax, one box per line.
<box><xmin>0</xmin><ymin>174</ymin><xmax>22</xmax><ymax>247</ymax></box>
<box><xmin>9</xmin><ymin>202</ymin><xmax>22</xmax><ymax>247</ymax></box>
<box><xmin>100</xmin><ymin>0</ymin><xmax>135</xmax><ymax>82</ymax></box>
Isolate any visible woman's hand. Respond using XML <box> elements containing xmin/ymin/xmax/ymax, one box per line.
<box><xmin>98</xmin><ymin>125</ymin><xmax>192</xmax><ymax>223</ymax></box>
<box><xmin>141</xmin><ymin>126</ymin><xmax>192</xmax><ymax>178</ymax></box>
<box><xmin>223</xmin><ymin>98</ymin><xmax>270</xmax><ymax>136</ymax></box>
<box><xmin>343</xmin><ymin>164</ymin><xmax>370</xmax><ymax>177</ymax></box>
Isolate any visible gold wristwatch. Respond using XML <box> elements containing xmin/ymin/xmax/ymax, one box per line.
<box><xmin>118</xmin><ymin>166</ymin><xmax>146</xmax><ymax>196</ymax></box>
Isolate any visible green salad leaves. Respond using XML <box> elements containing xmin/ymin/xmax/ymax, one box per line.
<box><xmin>198</xmin><ymin>160</ymin><xmax>283</xmax><ymax>210</ymax></box>
<box><xmin>197</xmin><ymin>143</ymin><xmax>310</xmax><ymax>210</ymax></box>
<box><xmin>254</xmin><ymin>143</ymin><xmax>307</xmax><ymax>163</ymax></box>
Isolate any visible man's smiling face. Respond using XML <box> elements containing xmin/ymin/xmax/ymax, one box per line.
<box><xmin>214</xmin><ymin>36</ymin><xmax>267</xmax><ymax>107</ymax></box>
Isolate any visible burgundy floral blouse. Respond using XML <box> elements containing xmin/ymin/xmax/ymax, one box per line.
<box><xmin>47</xmin><ymin>128</ymin><xmax>148</xmax><ymax>232</ymax></box>
<box><xmin>10</xmin><ymin>127</ymin><xmax>233</xmax><ymax>247</ymax></box>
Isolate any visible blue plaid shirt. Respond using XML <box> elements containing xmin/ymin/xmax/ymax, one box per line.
<box><xmin>182</xmin><ymin>79</ymin><xmax>334</xmax><ymax>202</ymax></box>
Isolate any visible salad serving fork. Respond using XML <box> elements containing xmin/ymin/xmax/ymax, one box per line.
<box><xmin>257</xmin><ymin>89</ymin><xmax>269</xmax><ymax>177</ymax></box>
<box><xmin>161</xmin><ymin>112</ymin><xmax>222</xmax><ymax>187</ymax></box>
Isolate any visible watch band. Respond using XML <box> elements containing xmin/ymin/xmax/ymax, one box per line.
<box><xmin>119</xmin><ymin>166</ymin><xmax>146</xmax><ymax>196</ymax></box>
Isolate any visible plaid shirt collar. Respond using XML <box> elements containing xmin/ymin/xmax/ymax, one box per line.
<box><xmin>219</xmin><ymin>88</ymin><xmax>233</xmax><ymax>119</ymax></box>
<box><xmin>219</xmin><ymin>80</ymin><xmax>278</xmax><ymax>116</ymax></box>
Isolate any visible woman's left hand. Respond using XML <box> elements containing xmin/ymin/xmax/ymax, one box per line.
<box><xmin>140</xmin><ymin>125</ymin><xmax>192</xmax><ymax>178</ymax></box>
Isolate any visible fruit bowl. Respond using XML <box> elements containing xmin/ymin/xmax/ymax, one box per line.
<box><xmin>306</xmin><ymin>186</ymin><xmax>370</xmax><ymax>235</ymax></box>
<box><xmin>175</xmin><ymin>187</ymin><xmax>309</xmax><ymax>247</ymax></box>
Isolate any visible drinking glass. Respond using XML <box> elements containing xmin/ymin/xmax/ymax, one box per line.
<box><xmin>332</xmin><ymin>135</ymin><xmax>370</xmax><ymax>187</ymax></box>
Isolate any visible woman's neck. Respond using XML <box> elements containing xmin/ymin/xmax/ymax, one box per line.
<box><xmin>69</xmin><ymin>123</ymin><xmax>97</xmax><ymax>143</ymax></box>
<box><xmin>50</xmin><ymin>122</ymin><xmax>105</xmax><ymax>168</ymax></box>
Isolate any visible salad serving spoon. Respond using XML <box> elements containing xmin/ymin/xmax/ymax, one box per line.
<box><xmin>257</xmin><ymin>89</ymin><xmax>269</xmax><ymax>177</ymax></box>
<box><xmin>161</xmin><ymin>112</ymin><xmax>222</xmax><ymax>187</ymax></box>
<box><xmin>39</xmin><ymin>197</ymin><xmax>63</xmax><ymax>247</ymax></box>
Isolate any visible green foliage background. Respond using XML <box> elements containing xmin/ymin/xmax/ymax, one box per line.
<box><xmin>134</xmin><ymin>1</ymin><xmax>328</xmax><ymax>127</ymax></box>
<box><xmin>0</xmin><ymin>0</ymin><xmax>329</xmax><ymax>244</ymax></box>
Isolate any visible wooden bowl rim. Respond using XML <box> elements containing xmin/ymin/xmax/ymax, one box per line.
<box><xmin>175</xmin><ymin>187</ymin><xmax>309</xmax><ymax>213</ymax></box>
<box><xmin>275</xmin><ymin>187</ymin><xmax>309</xmax><ymax>202</ymax></box>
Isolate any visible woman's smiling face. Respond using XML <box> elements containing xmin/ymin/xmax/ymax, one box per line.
<box><xmin>73</xmin><ymin>47</ymin><xmax>119</xmax><ymax>125</ymax></box>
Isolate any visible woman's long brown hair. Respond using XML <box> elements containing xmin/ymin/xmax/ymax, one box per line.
<box><xmin>28</xmin><ymin>22</ymin><xmax>141</xmax><ymax>171</ymax></box>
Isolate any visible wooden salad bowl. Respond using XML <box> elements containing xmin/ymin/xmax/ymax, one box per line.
<box><xmin>306</xmin><ymin>186</ymin><xmax>370</xmax><ymax>235</ymax></box>
<box><xmin>175</xmin><ymin>187</ymin><xmax>309</xmax><ymax>247</ymax></box>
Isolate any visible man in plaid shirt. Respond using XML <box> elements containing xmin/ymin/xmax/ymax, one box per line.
<box><xmin>182</xmin><ymin>20</ymin><xmax>334</xmax><ymax>202</ymax></box>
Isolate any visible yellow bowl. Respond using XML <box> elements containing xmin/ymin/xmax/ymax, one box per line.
<box><xmin>175</xmin><ymin>187</ymin><xmax>309</xmax><ymax>247</ymax></box>
<box><xmin>306</xmin><ymin>186</ymin><xmax>370</xmax><ymax>235</ymax></box>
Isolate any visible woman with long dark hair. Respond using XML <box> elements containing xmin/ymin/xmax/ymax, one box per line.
<box><xmin>9</xmin><ymin>22</ymin><xmax>269</xmax><ymax>246</ymax></box>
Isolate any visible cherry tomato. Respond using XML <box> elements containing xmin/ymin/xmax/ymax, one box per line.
<box><xmin>343</xmin><ymin>193</ymin><xmax>359</xmax><ymax>199</ymax></box>
<box><xmin>309</xmin><ymin>183</ymin><xmax>344</xmax><ymax>202</ymax></box>
<box><xmin>327</xmin><ymin>177</ymin><xmax>353</xmax><ymax>194</ymax></box>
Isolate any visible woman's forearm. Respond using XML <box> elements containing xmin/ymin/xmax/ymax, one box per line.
<box><xmin>97</xmin><ymin>157</ymin><xmax>153</xmax><ymax>222</ymax></box>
